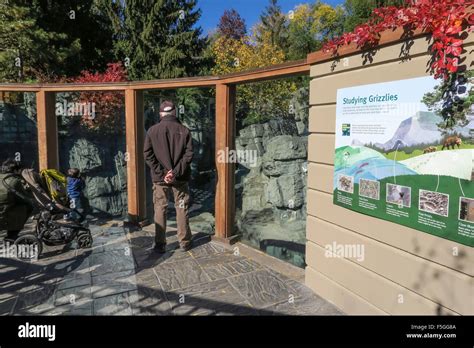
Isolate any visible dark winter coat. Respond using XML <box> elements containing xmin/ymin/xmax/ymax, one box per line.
<box><xmin>144</xmin><ymin>115</ymin><xmax>193</xmax><ymax>183</ymax></box>
<box><xmin>0</xmin><ymin>173</ymin><xmax>32</xmax><ymax>231</ymax></box>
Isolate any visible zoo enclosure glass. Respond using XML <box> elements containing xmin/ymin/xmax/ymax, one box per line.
<box><xmin>56</xmin><ymin>91</ymin><xmax>127</xmax><ymax>218</ymax></box>
<box><xmin>234</xmin><ymin>77</ymin><xmax>309</xmax><ymax>267</ymax></box>
<box><xmin>0</xmin><ymin>92</ymin><xmax>38</xmax><ymax>170</ymax></box>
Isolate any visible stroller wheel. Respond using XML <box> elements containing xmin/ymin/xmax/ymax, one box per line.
<box><xmin>14</xmin><ymin>234</ymin><xmax>43</xmax><ymax>261</ymax></box>
<box><xmin>77</xmin><ymin>230</ymin><xmax>93</xmax><ymax>249</ymax></box>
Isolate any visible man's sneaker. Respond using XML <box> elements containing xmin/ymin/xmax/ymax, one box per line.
<box><xmin>153</xmin><ymin>244</ymin><xmax>166</xmax><ymax>254</ymax></box>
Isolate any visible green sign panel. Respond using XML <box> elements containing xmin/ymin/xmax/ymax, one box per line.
<box><xmin>334</xmin><ymin>76</ymin><xmax>474</xmax><ymax>247</ymax></box>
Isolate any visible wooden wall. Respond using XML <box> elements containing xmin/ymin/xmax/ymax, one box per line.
<box><xmin>306</xmin><ymin>34</ymin><xmax>474</xmax><ymax>315</ymax></box>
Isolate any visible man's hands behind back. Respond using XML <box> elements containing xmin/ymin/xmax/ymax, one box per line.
<box><xmin>164</xmin><ymin>170</ymin><xmax>175</xmax><ymax>184</ymax></box>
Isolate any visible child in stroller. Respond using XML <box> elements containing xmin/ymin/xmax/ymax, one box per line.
<box><xmin>2</xmin><ymin>168</ymin><xmax>92</xmax><ymax>260</ymax></box>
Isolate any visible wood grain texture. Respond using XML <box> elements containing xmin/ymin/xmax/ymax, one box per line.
<box><xmin>308</xmin><ymin>105</ymin><xmax>336</xmax><ymax>134</ymax></box>
<box><xmin>306</xmin><ymin>189</ymin><xmax>474</xmax><ymax>276</ymax></box>
<box><xmin>36</xmin><ymin>90</ymin><xmax>58</xmax><ymax>170</ymax></box>
<box><xmin>307</xmin><ymin>216</ymin><xmax>473</xmax><ymax>314</ymax></box>
<box><xmin>305</xmin><ymin>266</ymin><xmax>386</xmax><ymax>315</ymax></box>
<box><xmin>0</xmin><ymin>60</ymin><xmax>310</xmax><ymax>92</ymax></box>
<box><xmin>307</xmin><ymin>28</ymin><xmax>427</xmax><ymax>65</ymax></box>
<box><xmin>215</xmin><ymin>84</ymin><xmax>236</xmax><ymax>240</ymax></box>
<box><xmin>125</xmin><ymin>89</ymin><xmax>146</xmax><ymax>223</ymax></box>
<box><xmin>306</xmin><ymin>241</ymin><xmax>459</xmax><ymax>315</ymax></box>
<box><xmin>310</xmin><ymin>35</ymin><xmax>430</xmax><ymax>77</ymax></box>
<box><xmin>308</xmin><ymin>133</ymin><xmax>335</xmax><ymax>165</ymax></box>
<box><xmin>310</xmin><ymin>55</ymin><xmax>432</xmax><ymax>105</ymax></box>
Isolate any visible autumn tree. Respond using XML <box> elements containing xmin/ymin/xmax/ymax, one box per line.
<box><xmin>212</xmin><ymin>13</ymin><xmax>297</xmax><ymax>125</ymax></box>
<box><xmin>286</xmin><ymin>2</ymin><xmax>344</xmax><ymax>60</ymax></box>
<box><xmin>217</xmin><ymin>9</ymin><xmax>247</xmax><ymax>40</ymax></box>
<box><xmin>68</xmin><ymin>62</ymin><xmax>128</xmax><ymax>134</ymax></box>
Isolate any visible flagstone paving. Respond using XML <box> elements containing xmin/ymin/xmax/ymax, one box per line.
<box><xmin>0</xmin><ymin>220</ymin><xmax>343</xmax><ymax>316</ymax></box>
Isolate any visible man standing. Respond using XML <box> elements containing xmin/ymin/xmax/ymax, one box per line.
<box><xmin>144</xmin><ymin>101</ymin><xmax>194</xmax><ymax>253</ymax></box>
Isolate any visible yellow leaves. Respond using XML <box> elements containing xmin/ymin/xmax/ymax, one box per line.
<box><xmin>210</xmin><ymin>33</ymin><xmax>297</xmax><ymax>124</ymax></box>
<box><xmin>293</xmin><ymin>4</ymin><xmax>311</xmax><ymax>25</ymax></box>
<box><xmin>311</xmin><ymin>3</ymin><xmax>343</xmax><ymax>35</ymax></box>
<box><xmin>211</xmin><ymin>33</ymin><xmax>286</xmax><ymax>76</ymax></box>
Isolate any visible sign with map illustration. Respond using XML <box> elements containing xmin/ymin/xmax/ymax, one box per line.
<box><xmin>334</xmin><ymin>76</ymin><xmax>474</xmax><ymax>246</ymax></box>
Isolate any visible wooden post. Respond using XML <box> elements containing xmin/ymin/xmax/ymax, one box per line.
<box><xmin>214</xmin><ymin>83</ymin><xmax>239</xmax><ymax>244</ymax></box>
<box><xmin>36</xmin><ymin>90</ymin><xmax>58</xmax><ymax>170</ymax></box>
<box><xmin>125</xmin><ymin>88</ymin><xmax>147</xmax><ymax>225</ymax></box>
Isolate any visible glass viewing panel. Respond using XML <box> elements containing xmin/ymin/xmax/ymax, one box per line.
<box><xmin>0</xmin><ymin>92</ymin><xmax>38</xmax><ymax>170</ymax></box>
<box><xmin>234</xmin><ymin>77</ymin><xmax>309</xmax><ymax>267</ymax></box>
<box><xmin>56</xmin><ymin>91</ymin><xmax>127</xmax><ymax>218</ymax></box>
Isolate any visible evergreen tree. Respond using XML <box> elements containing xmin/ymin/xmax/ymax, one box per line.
<box><xmin>108</xmin><ymin>0</ymin><xmax>208</xmax><ymax>80</ymax></box>
<box><xmin>342</xmin><ymin>0</ymin><xmax>406</xmax><ymax>32</ymax></box>
<box><xmin>258</xmin><ymin>0</ymin><xmax>288</xmax><ymax>50</ymax></box>
<box><xmin>33</xmin><ymin>0</ymin><xmax>116</xmax><ymax>75</ymax></box>
<box><xmin>0</xmin><ymin>0</ymin><xmax>116</xmax><ymax>82</ymax></box>
<box><xmin>0</xmin><ymin>0</ymin><xmax>71</xmax><ymax>82</ymax></box>
<box><xmin>422</xmin><ymin>71</ymin><xmax>474</xmax><ymax>131</ymax></box>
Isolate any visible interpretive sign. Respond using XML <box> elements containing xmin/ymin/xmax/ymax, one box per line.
<box><xmin>334</xmin><ymin>76</ymin><xmax>473</xmax><ymax>246</ymax></box>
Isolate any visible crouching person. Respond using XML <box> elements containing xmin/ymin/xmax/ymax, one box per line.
<box><xmin>0</xmin><ymin>159</ymin><xmax>33</xmax><ymax>242</ymax></box>
<box><xmin>144</xmin><ymin>101</ymin><xmax>194</xmax><ymax>254</ymax></box>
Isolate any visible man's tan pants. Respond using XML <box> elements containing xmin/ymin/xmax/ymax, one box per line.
<box><xmin>152</xmin><ymin>181</ymin><xmax>192</xmax><ymax>248</ymax></box>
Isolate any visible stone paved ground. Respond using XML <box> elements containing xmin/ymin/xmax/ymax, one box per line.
<box><xmin>0</xmin><ymin>220</ymin><xmax>343</xmax><ymax>316</ymax></box>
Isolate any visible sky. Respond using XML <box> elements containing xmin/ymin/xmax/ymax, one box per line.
<box><xmin>196</xmin><ymin>0</ymin><xmax>344</xmax><ymax>36</ymax></box>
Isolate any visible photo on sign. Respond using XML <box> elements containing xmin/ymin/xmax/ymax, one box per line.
<box><xmin>419</xmin><ymin>189</ymin><xmax>449</xmax><ymax>217</ymax></box>
<box><xmin>337</xmin><ymin>174</ymin><xmax>354</xmax><ymax>193</ymax></box>
<box><xmin>386</xmin><ymin>183</ymin><xmax>411</xmax><ymax>208</ymax></box>
<box><xmin>359</xmin><ymin>178</ymin><xmax>380</xmax><ymax>200</ymax></box>
<box><xmin>459</xmin><ymin>197</ymin><xmax>474</xmax><ymax>223</ymax></box>
<box><xmin>342</xmin><ymin>123</ymin><xmax>351</xmax><ymax>136</ymax></box>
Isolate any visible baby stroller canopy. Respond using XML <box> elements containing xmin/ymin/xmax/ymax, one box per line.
<box><xmin>21</xmin><ymin>169</ymin><xmax>69</xmax><ymax>212</ymax></box>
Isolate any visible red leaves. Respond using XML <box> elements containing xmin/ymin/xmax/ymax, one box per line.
<box><xmin>468</xmin><ymin>13</ymin><xmax>474</xmax><ymax>25</ymax></box>
<box><xmin>72</xmin><ymin>63</ymin><xmax>128</xmax><ymax>84</ymax></box>
<box><xmin>322</xmin><ymin>0</ymin><xmax>473</xmax><ymax>80</ymax></box>
<box><xmin>70</xmin><ymin>62</ymin><xmax>128</xmax><ymax>133</ymax></box>
<box><xmin>446</xmin><ymin>58</ymin><xmax>459</xmax><ymax>73</ymax></box>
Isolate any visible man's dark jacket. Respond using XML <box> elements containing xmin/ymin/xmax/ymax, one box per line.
<box><xmin>144</xmin><ymin>115</ymin><xmax>193</xmax><ymax>183</ymax></box>
<box><xmin>0</xmin><ymin>173</ymin><xmax>32</xmax><ymax>231</ymax></box>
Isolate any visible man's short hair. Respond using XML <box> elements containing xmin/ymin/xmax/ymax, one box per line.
<box><xmin>67</xmin><ymin>168</ymin><xmax>81</xmax><ymax>178</ymax></box>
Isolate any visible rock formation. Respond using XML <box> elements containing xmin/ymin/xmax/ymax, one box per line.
<box><xmin>235</xmin><ymin>87</ymin><xmax>309</xmax><ymax>267</ymax></box>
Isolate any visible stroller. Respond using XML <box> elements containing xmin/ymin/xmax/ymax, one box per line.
<box><xmin>2</xmin><ymin>169</ymin><xmax>92</xmax><ymax>260</ymax></box>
